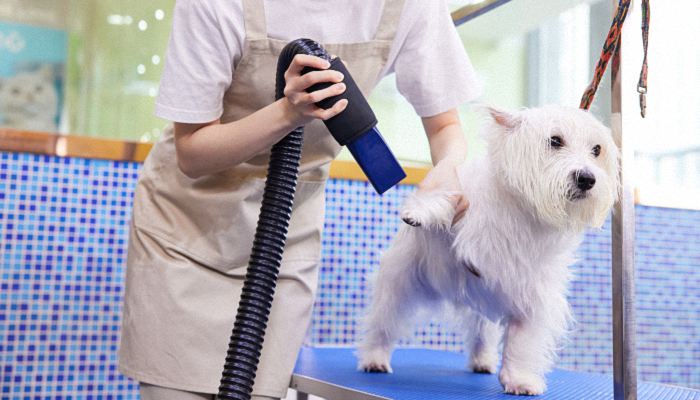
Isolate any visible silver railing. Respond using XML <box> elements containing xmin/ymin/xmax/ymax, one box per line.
<box><xmin>451</xmin><ymin>0</ymin><xmax>513</xmax><ymax>25</ymax></box>
<box><xmin>611</xmin><ymin>19</ymin><xmax>638</xmax><ymax>400</ymax></box>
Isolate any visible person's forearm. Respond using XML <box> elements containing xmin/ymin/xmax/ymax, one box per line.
<box><xmin>422</xmin><ymin>110</ymin><xmax>468</xmax><ymax>166</ymax></box>
<box><xmin>418</xmin><ymin>109</ymin><xmax>469</xmax><ymax>218</ymax></box>
<box><xmin>176</xmin><ymin>54</ymin><xmax>347</xmax><ymax>178</ymax></box>
<box><xmin>428</xmin><ymin>123</ymin><xmax>467</xmax><ymax>166</ymax></box>
<box><xmin>176</xmin><ymin>98</ymin><xmax>301</xmax><ymax>178</ymax></box>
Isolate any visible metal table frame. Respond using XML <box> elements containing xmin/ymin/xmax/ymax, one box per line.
<box><xmin>292</xmin><ymin>375</ymin><xmax>387</xmax><ymax>400</ymax></box>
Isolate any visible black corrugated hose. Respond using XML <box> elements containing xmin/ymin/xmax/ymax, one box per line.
<box><xmin>216</xmin><ymin>39</ymin><xmax>332</xmax><ymax>400</ymax></box>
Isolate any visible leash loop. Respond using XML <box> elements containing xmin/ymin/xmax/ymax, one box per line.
<box><xmin>580</xmin><ymin>0</ymin><xmax>649</xmax><ymax>118</ymax></box>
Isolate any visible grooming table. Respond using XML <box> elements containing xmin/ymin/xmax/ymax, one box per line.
<box><xmin>291</xmin><ymin>347</ymin><xmax>700</xmax><ymax>400</ymax></box>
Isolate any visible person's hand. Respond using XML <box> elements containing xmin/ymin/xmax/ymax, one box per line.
<box><xmin>281</xmin><ymin>54</ymin><xmax>348</xmax><ymax>126</ymax></box>
<box><xmin>417</xmin><ymin>159</ymin><xmax>469</xmax><ymax>225</ymax></box>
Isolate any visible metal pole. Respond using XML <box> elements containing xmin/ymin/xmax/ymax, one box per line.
<box><xmin>610</xmin><ymin>1</ymin><xmax>637</xmax><ymax>398</ymax></box>
<box><xmin>451</xmin><ymin>0</ymin><xmax>513</xmax><ymax>26</ymax></box>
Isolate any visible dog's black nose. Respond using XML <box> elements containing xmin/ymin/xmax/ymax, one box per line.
<box><xmin>575</xmin><ymin>170</ymin><xmax>596</xmax><ymax>191</ymax></box>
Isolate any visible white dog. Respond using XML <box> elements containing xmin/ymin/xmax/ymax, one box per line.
<box><xmin>357</xmin><ymin>106</ymin><xmax>620</xmax><ymax>395</ymax></box>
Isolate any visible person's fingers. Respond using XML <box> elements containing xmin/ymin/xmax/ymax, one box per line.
<box><xmin>298</xmin><ymin>70</ymin><xmax>344</xmax><ymax>91</ymax></box>
<box><xmin>417</xmin><ymin>178</ymin><xmax>439</xmax><ymax>193</ymax></box>
<box><xmin>305</xmin><ymin>83</ymin><xmax>346</xmax><ymax>104</ymax></box>
<box><xmin>284</xmin><ymin>54</ymin><xmax>330</xmax><ymax>79</ymax></box>
<box><xmin>285</xmin><ymin>81</ymin><xmax>346</xmax><ymax>107</ymax></box>
<box><xmin>284</xmin><ymin>70</ymin><xmax>344</xmax><ymax>98</ymax></box>
<box><xmin>311</xmin><ymin>99</ymin><xmax>348</xmax><ymax>120</ymax></box>
<box><xmin>452</xmin><ymin>195</ymin><xmax>470</xmax><ymax>225</ymax></box>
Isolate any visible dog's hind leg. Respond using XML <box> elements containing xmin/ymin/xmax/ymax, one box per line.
<box><xmin>357</xmin><ymin>236</ymin><xmax>437</xmax><ymax>373</ymax></box>
<box><xmin>356</xmin><ymin>273</ymin><xmax>426</xmax><ymax>373</ymax></box>
<box><xmin>468</xmin><ymin>314</ymin><xmax>502</xmax><ymax>374</ymax></box>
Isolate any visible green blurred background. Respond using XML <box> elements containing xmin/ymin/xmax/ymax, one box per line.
<box><xmin>2</xmin><ymin>0</ymin><xmax>538</xmax><ymax>164</ymax></box>
<box><xmin>59</xmin><ymin>0</ymin><xmax>531</xmax><ymax>164</ymax></box>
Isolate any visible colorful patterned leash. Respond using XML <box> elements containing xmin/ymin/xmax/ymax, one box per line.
<box><xmin>637</xmin><ymin>0</ymin><xmax>650</xmax><ymax>117</ymax></box>
<box><xmin>580</xmin><ymin>0</ymin><xmax>650</xmax><ymax>118</ymax></box>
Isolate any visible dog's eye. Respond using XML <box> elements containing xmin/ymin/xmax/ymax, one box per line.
<box><xmin>549</xmin><ymin>136</ymin><xmax>564</xmax><ymax>148</ymax></box>
<box><xmin>592</xmin><ymin>145</ymin><xmax>601</xmax><ymax>157</ymax></box>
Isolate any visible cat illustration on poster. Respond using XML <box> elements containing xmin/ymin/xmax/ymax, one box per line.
<box><xmin>0</xmin><ymin>65</ymin><xmax>59</xmax><ymax>132</ymax></box>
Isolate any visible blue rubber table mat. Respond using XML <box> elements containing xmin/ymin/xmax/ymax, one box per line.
<box><xmin>293</xmin><ymin>347</ymin><xmax>700</xmax><ymax>399</ymax></box>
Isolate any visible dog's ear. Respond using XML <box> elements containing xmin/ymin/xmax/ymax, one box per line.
<box><xmin>485</xmin><ymin>106</ymin><xmax>521</xmax><ymax>130</ymax></box>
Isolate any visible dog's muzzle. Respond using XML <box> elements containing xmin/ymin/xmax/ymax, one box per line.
<box><xmin>568</xmin><ymin>169</ymin><xmax>596</xmax><ymax>200</ymax></box>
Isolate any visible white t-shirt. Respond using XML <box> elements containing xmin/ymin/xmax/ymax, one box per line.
<box><xmin>155</xmin><ymin>0</ymin><xmax>483</xmax><ymax>123</ymax></box>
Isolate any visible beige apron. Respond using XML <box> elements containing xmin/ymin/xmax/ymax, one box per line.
<box><xmin>118</xmin><ymin>0</ymin><xmax>405</xmax><ymax>396</ymax></box>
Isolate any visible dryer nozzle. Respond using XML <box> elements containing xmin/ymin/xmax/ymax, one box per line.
<box><xmin>305</xmin><ymin>57</ymin><xmax>406</xmax><ymax>194</ymax></box>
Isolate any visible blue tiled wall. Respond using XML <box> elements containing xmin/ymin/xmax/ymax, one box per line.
<box><xmin>1</xmin><ymin>151</ymin><xmax>699</xmax><ymax>399</ymax></box>
<box><xmin>1</xmin><ymin>153</ymin><xmax>139</xmax><ymax>399</ymax></box>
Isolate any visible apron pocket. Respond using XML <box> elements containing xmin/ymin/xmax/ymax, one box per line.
<box><xmin>132</xmin><ymin>174</ymin><xmax>325</xmax><ymax>275</ymax></box>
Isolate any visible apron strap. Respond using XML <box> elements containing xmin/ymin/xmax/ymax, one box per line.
<box><xmin>242</xmin><ymin>0</ymin><xmax>268</xmax><ymax>41</ymax></box>
<box><xmin>375</xmin><ymin>0</ymin><xmax>407</xmax><ymax>42</ymax></box>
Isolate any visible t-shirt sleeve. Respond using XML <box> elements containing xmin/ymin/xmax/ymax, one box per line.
<box><xmin>155</xmin><ymin>0</ymin><xmax>240</xmax><ymax>123</ymax></box>
<box><xmin>393</xmin><ymin>0</ymin><xmax>484</xmax><ymax>117</ymax></box>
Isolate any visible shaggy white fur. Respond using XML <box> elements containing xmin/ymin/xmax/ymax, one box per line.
<box><xmin>357</xmin><ymin>105</ymin><xmax>620</xmax><ymax>395</ymax></box>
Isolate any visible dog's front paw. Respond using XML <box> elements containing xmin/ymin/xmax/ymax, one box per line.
<box><xmin>400</xmin><ymin>207</ymin><xmax>423</xmax><ymax>227</ymax></box>
<box><xmin>499</xmin><ymin>368</ymin><xmax>546</xmax><ymax>396</ymax></box>
<box><xmin>357</xmin><ymin>347</ymin><xmax>393</xmax><ymax>373</ymax></box>
<box><xmin>400</xmin><ymin>191</ymin><xmax>455</xmax><ymax>229</ymax></box>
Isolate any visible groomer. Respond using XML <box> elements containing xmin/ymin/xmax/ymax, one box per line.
<box><xmin>118</xmin><ymin>1</ymin><xmax>481</xmax><ymax>399</ymax></box>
